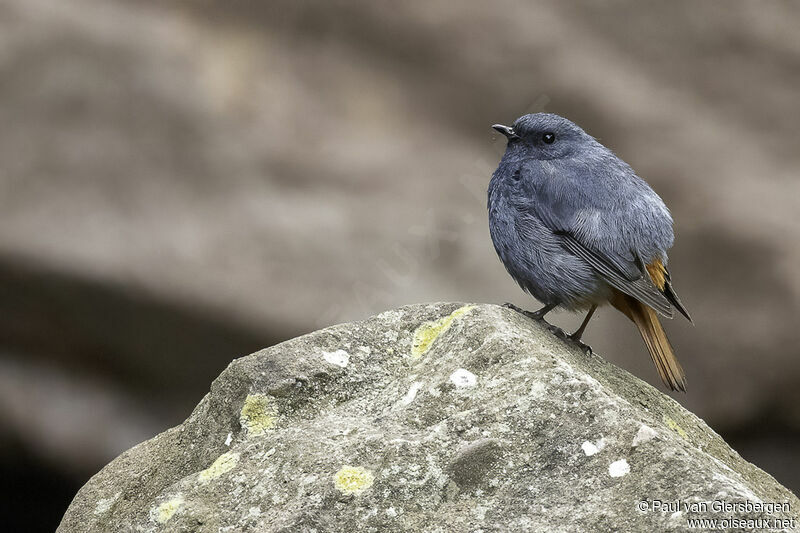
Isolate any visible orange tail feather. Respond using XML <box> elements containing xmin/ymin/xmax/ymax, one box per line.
<box><xmin>612</xmin><ymin>291</ymin><xmax>686</xmax><ymax>392</ymax></box>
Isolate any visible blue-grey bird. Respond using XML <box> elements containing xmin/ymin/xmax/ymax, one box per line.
<box><xmin>488</xmin><ymin>113</ymin><xmax>692</xmax><ymax>391</ymax></box>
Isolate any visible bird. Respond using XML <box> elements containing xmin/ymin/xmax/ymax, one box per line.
<box><xmin>488</xmin><ymin>113</ymin><xmax>692</xmax><ymax>392</ymax></box>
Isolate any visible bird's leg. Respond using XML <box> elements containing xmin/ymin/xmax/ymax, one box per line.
<box><xmin>570</xmin><ymin>305</ymin><xmax>597</xmax><ymax>342</ymax></box>
<box><xmin>502</xmin><ymin>302</ymin><xmax>557</xmax><ymax>322</ymax></box>
<box><xmin>568</xmin><ymin>305</ymin><xmax>597</xmax><ymax>354</ymax></box>
<box><xmin>531</xmin><ymin>302</ymin><xmax>558</xmax><ymax>321</ymax></box>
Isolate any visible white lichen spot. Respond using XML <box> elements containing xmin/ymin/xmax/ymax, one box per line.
<box><xmin>94</xmin><ymin>492</ymin><xmax>120</xmax><ymax>515</ymax></box>
<box><xmin>608</xmin><ymin>459</ymin><xmax>630</xmax><ymax>478</ymax></box>
<box><xmin>386</xmin><ymin>506</ymin><xmax>398</xmax><ymax>518</ymax></box>
<box><xmin>323</xmin><ymin>349</ymin><xmax>350</xmax><ymax>368</ymax></box>
<box><xmin>396</xmin><ymin>381</ymin><xmax>425</xmax><ymax>408</ymax></box>
<box><xmin>450</xmin><ymin>368</ymin><xmax>477</xmax><ymax>388</ymax></box>
<box><xmin>224</xmin><ymin>432</ymin><xmax>232</xmax><ymax>446</ymax></box>
<box><xmin>199</xmin><ymin>451</ymin><xmax>240</xmax><ymax>483</ymax></box>
<box><xmin>334</xmin><ymin>466</ymin><xmax>374</xmax><ymax>495</ymax></box>
<box><xmin>248</xmin><ymin>506</ymin><xmax>261</xmax><ymax>517</ymax></box>
<box><xmin>581</xmin><ymin>438</ymin><xmax>607</xmax><ymax>456</ymax></box>
<box><xmin>152</xmin><ymin>496</ymin><xmax>184</xmax><ymax>524</ymax></box>
<box><xmin>240</xmin><ymin>394</ymin><xmax>276</xmax><ymax>436</ymax></box>
<box><xmin>411</xmin><ymin>305</ymin><xmax>475</xmax><ymax>358</ymax></box>
<box><xmin>631</xmin><ymin>424</ymin><xmax>658</xmax><ymax>447</ymax></box>
<box><xmin>581</xmin><ymin>441</ymin><xmax>599</xmax><ymax>456</ymax></box>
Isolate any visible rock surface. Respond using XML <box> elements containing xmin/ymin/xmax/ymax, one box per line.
<box><xmin>59</xmin><ymin>303</ymin><xmax>799</xmax><ymax>532</ymax></box>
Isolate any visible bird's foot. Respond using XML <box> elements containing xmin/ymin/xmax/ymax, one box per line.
<box><xmin>568</xmin><ymin>335</ymin><xmax>593</xmax><ymax>356</ymax></box>
<box><xmin>502</xmin><ymin>302</ymin><xmax>550</xmax><ymax>322</ymax></box>
<box><xmin>502</xmin><ymin>303</ymin><xmax>594</xmax><ymax>355</ymax></box>
<box><xmin>547</xmin><ymin>324</ymin><xmax>567</xmax><ymax>340</ymax></box>
<box><xmin>551</xmin><ymin>326</ymin><xmax>593</xmax><ymax>355</ymax></box>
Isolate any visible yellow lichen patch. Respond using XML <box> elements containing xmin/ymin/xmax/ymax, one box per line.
<box><xmin>411</xmin><ymin>305</ymin><xmax>475</xmax><ymax>358</ymax></box>
<box><xmin>154</xmin><ymin>496</ymin><xmax>184</xmax><ymax>524</ymax></box>
<box><xmin>198</xmin><ymin>451</ymin><xmax>240</xmax><ymax>483</ymax></box>
<box><xmin>334</xmin><ymin>466</ymin><xmax>374</xmax><ymax>495</ymax></box>
<box><xmin>240</xmin><ymin>393</ymin><xmax>276</xmax><ymax>436</ymax></box>
<box><xmin>663</xmin><ymin>415</ymin><xmax>688</xmax><ymax>439</ymax></box>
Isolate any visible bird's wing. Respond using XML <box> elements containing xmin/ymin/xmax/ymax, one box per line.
<box><xmin>559</xmin><ymin>233</ymin><xmax>674</xmax><ymax>318</ymax></box>
<box><xmin>516</xmin><ymin>201</ymin><xmax>675</xmax><ymax>318</ymax></box>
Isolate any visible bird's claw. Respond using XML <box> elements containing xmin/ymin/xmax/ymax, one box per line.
<box><xmin>569</xmin><ymin>337</ymin><xmax>593</xmax><ymax>355</ymax></box>
<box><xmin>555</xmin><ymin>328</ymin><xmax>593</xmax><ymax>355</ymax></box>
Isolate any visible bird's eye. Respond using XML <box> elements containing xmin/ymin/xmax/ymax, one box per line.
<box><xmin>542</xmin><ymin>132</ymin><xmax>555</xmax><ymax>144</ymax></box>
<box><xmin>512</xmin><ymin>169</ymin><xmax>521</xmax><ymax>181</ymax></box>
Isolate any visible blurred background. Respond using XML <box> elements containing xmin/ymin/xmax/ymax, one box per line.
<box><xmin>1</xmin><ymin>0</ymin><xmax>799</xmax><ymax>530</ymax></box>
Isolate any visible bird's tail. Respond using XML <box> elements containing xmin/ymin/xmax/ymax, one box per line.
<box><xmin>611</xmin><ymin>291</ymin><xmax>686</xmax><ymax>392</ymax></box>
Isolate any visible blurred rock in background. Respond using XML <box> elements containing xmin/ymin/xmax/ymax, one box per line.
<box><xmin>1</xmin><ymin>0</ymin><xmax>798</xmax><ymax>530</ymax></box>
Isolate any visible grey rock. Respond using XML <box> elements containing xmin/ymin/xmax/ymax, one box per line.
<box><xmin>58</xmin><ymin>303</ymin><xmax>799</xmax><ymax>532</ymax></box>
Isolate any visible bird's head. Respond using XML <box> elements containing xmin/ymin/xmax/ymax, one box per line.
<box><xmin>492</xmin><ymin>113</ymin><xmax>592</xmax><ymax>161</ymax></box>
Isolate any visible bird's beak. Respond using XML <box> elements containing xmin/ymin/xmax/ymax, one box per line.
<box><xmin>492</xmin><ymin>124</ymin><xmax>519</xmax><ymax>140</ymax></box>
